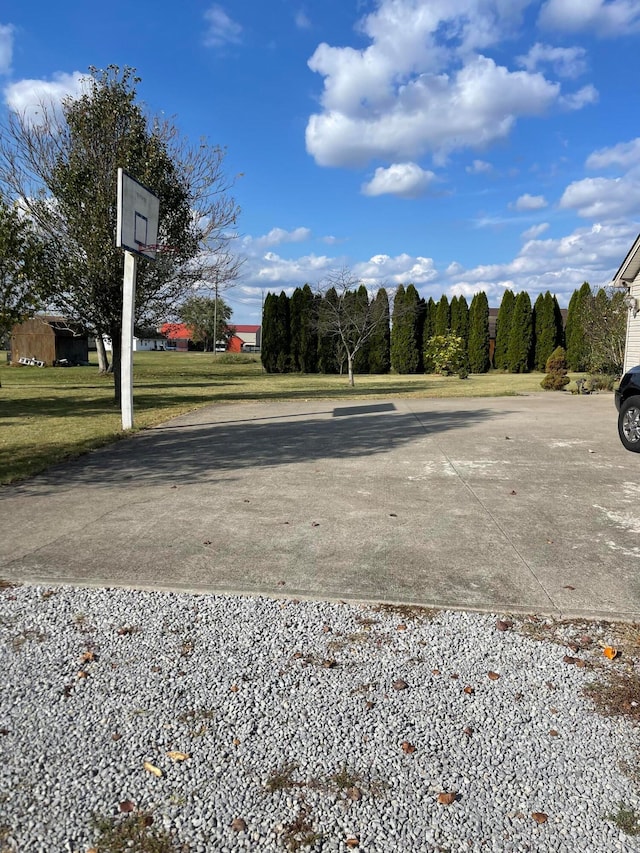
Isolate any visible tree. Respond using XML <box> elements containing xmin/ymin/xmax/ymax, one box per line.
<box><xmin>565</xmin><ymin>282</ymin><xmax>592</xmax><ymax>371</ymax></box>
<box><xmin>580</xmin><ymin>286</ymin><xmax>627</xmax><ymax>375</ymax></box>
<box><xmin>533</xmin><ymin>291</ymin><xmax>559</xmax><ymax>372</ymax></box>
<box><xmin>391</xmin><ymin>284</ymin><xmax>420</xmax><ymax>374</ymax></box>
<box><xmin>507</xmin><ymin>291</ymin><xmax>533</xmax><ymax>373</ymax></box>
<box><xmin>434</xmin><ymin>294</ymin><xmax>450</xmax><ymax>336</ymax></box>
<box><xmin>178</xmin><ymin>295</ymin><xmax>233</xmax><ymax>351</ymax></box>
<box><xmin>353</xmin><ymin>284</ymin><xmax>372</xmax><ymax>374</ymax></box>
<box><xmin>0</xmin><ymin>198</ymin><xmax>49</xmax><ymax>340</ymax></box>
<box><xmin>0</xmin><ymin>65</ymin><xmax>240</xmax><ymax>403</ymax></box>
<box><xmin>494</xmin><ymin>290</ymin><xmax>514</xmax><ymax>370</ymax></box>
<box><xmin>275</xmin><ymin>291</ymin><xmax>291</xmax><ymax>373</ymax></box>
<box><xmin>299</xmin><ymin>284</ymin><xmax>318</xmax><ymax>373</ymax></box>
<box><xmin>450</xmin><ymin>295</ymin><xmax>469</xmax><ymax>350</ymax></box>
<box><xmin>261</xmin><ymin>292</ymin><xmax>279</xmax><ymax>373</ymax></box>
<box><xmin>468</xmin><ymin>291</ymin><xmax>490</xmax><ymax>373</ymax></box>
<box><xmin>541</xmin><ymin>346</ymin><xmax>570</xmax><ymax>390</ymax></box>
<box><xmin>367</xmin><ymin>287</ymin><xmax>391</xmax><ymax>374</ymax></box>
<box><xmin>289</xmin><ymin>287</ymin><xmax>304</xmax><ymax>371</ymax></box>
<box><xmin>424</xmin><ymin>332</ymin><xmax>467</xmax><ymax>376</ymax></box>
<box><xmin>316</xmin><ymin>270</ymin><xmax>389</xmax><ymax>386</ymax></box>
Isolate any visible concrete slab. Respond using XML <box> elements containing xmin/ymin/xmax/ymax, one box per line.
<box><xmin>1</xmin><ymin>393</ymin><xmax>639</xmax><ymax>620</ymax></box>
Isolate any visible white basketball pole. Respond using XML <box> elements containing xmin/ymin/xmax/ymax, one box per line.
<box><xmin>121</xmin><ymin>250</ymin><xmax>137</xmax><ymax>430</ymax></box>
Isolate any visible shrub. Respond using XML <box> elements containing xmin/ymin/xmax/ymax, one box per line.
<box><xmin>585</xmin><ymin>373</ymin><xmax>616</xmax><ymax>392</ymax></box>
<box><xmin>424</xmin><ymin>333</ymin><xmax>467</xmax><ymax>376</ymax></box>
<box><xmin>545</xmin><ymin>346</ymin><xmax>568</xmax><ymax>373</ymax></box>
<box><xmin>541</xmin><ymin>345</ymin><xmax>569</xmax><ymax>391</ymax></box>
<box><xmin>541</xmin><ymin>372</ymin><xmax>570</xmax><ymax>390</ymax></box>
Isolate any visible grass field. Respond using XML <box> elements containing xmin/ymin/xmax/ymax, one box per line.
<box><xmin>1</xmin><ymin>350</ymin><xmax>571</xmax><ymax>484</ymax></box>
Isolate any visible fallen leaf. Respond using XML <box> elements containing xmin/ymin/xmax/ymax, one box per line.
<box><xmin>322</xmin><ymin>659</ymin><xmax>337</xmax><ymax>668</ymax></box>
<box><xmin>463</xmin><ymin>726</ymin><xmax>473</xmax><ymax>737</ymax></box>
<box><xmin>396</xmin><ymin>624</ymin><xmax>407</xmax><ymax>631</ymax></box>
<box><xmin>463</xmin><ymin>686</ymin><xmax>475</xmax><ymax>695</ymax></box>
<box><xmin>603</xmin><ymin>646</ymin><xmax>619</xmax><ymax>660</ymax></box>
<box><xmin>0</xmin><ymin>728</ymin><xmax>9</xmax><ymax>735</ymax></box>
<box><xmin>77</xmin><ymin>670</ymin><xmax>88</xmax><ymax>679</ymax></box>
<box><xmin>401</xmin><ymin>741</ymin><xmax>416</xmax><ymax>754</ymax></box>
<box><xmin>166</xmin><ymin>750</ymin><xmax>189</xmax><ymax>761</ymax></box>
<box><xmin>495</xmin><ymin>619</ymin><xmax>513</xmax><ymax>632</ymax></box>
<box><xmin>229</xmin><ymin>684</ymin><xmax>239</xmax><ymax>693</ymax></box>
<box><xmin>143</xmin><ymin>761</ymin><xmax>162</xmax><ymax>778</ymax></box>
<box><xmin>450</xmin><ymin>673</ymin><xmax>459</xmax><ymax>680</ymax></box>
<box><xmin>531</xmin><ymin>812</ymin><xmax>548</xmax><ymax>824</ymax></box>
<box><xmin>562</xmin><ymin>655</ymin><xmax>580</xmax><ymax>665</ymax></box>
<box><xmin>487</xmin><ymin>671</ymin><xmax>500</xmax><ymax>680</ymax></box>
<box><xmin>322</xmin><ymin>624</ymin><xmax>332</xmax><ymax>633</ymax></box>
<box><xmin>346</xmin><ymin>786</ymin><xmax>362</xmax><ymax>801</ymax></box>
<box><xmin>311</xmin><ymin>522</ymin><xmax>320</xmax><ymax>527</ymax></box>
<box><xmin>563</xmin><ymin>585</ymin><xmax>575</xmax><ymax>590</ymax></box>
<box><xmin>437</xmin><ymin>792</ymin><xmax>457</xmax><ymax>805</ymax></box>
<box><xmin>389</xmin><ymin>513</ymin><xmax>398</xmax><ymax>517</ymax></box>
<box><xmin>119</xmin><ymin>800</ymin><xmax>135</xmax><ymax>813</ymax></box>
<box><xmin>231</xmin><ymin>818</ymin><xmax>247</xmax><ymax>833</ymax></box>
<box><xmin>505</xmin><ymin>436</ymin><xmax>511</xmax><ymax>440</ymax></box>
<box><xmin>345</xmin><ymin>837</ymin><xmax>360</xmax><ymax>848</ymax></box>
<box><xmin>432</xmin><ymin>669</ymin><xmax>440</xmax><ymax>676</ymax></box>
<box><xmin>111</xmin><ymin>732</ymin><xmax>122</xmax><ymax>741</ymax></box>
<box><xmin>365</xmin><ymin>700</ymin><xmax>375</xmax><ymax>710</ymax></box>
<box><xmin>514</xmin><ymin>692</ymin><xmax>523</xmax><ymax>702</ymax></box>
<box><xmin>232</xmin><ymin>738</ymin><xmax>241</xmax><ymax>747</ymax></box>
<box><xmin>80</xmin><ymin>650</ymin><xmax>96</xmax><ymax>663</ymax></box>
<box><xmin>567</xmin><ymin>641</ymin><xmax>579</xmax><ymax>652</ymax></box>
<box><xmin>549</xmin><ymin>729</ymin><xmax>559</xmax><ymax>737</ymax></box>
<box><xmin>546</xmin><ymin>539</ymin><xmax>554</xmax><ymax>544</ymax></box>
<box><xmin>392</xmin><ymin>679</ymin><xmax>409</xmax><ymax>691</ymax></box>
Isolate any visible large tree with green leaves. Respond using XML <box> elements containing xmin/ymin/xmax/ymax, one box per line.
<box><xmin>391</xmin><ymin>284</ymin><xmax>421</xmax><ymax>374</ymax></box>
<box><xmin>494</xmin><ymin>290</ymin><xmax>514</xmax><ymax>370</ymax></box>
<box><xmin>533</xmin><ymin>291</ymin><xmax>561</xmax><ymax>371</ymax></box>
<box><xmin>434</xmin><ymin>294</ymin><xmax>450</xmax><ymax>336</ymax></box>
<box><xmin>261</xmin><ymin>292</ymin><xmax>279</xmax><ymax>372</ymax></box>
<box><xmin>0</xmin><ymin>198</ymin><xmax>49</xmax><ymax>340</ymax></box>
<box><xmin>565</xmin><ymin>282</ymin><xmax>592</xmax><ymax>371</ymax></box>
<box><xmin>468</xmin><ymin>291</ymin><xmax>490</xmax><ymax>373</ymax></box>
<box><xmin>507</xmin><ymin>291</ymin><xmax>533</xmax><ymax>373</ymax></box>
<box><xmin>178</xmin><ymin>295</ymin><xmax>233</xmax><ymax>352</ymax></box>
<box><xmin>0</xmin><ymin>65</ymin><xmax>240</xmax><ymax>402</ymax></box>
<box><xmin>580</xmin><ymin>286</ymin><xmax>627</xmax><ymax>375</ymax></box>
<box><xmin>368</xmin><ymin>287</ymin><xmax>391</xmax><ymax>374</ymax></box>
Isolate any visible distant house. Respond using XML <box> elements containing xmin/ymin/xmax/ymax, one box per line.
<box><xmin>160</xmin><ymin>322</ymin><xmax>193</xmax><ymax>351</ymax></box>
<box><xmin>103</xmin><ymin>328</ymin><xmax>167</xmax><ymax>352</ymax></box>
<box><xmin>612</xmin><ymin>233</ymin><xmax>640</xmax><ymax>372</ymax></box>
<box><xmin>10</xmin><ymin>316</ymin><xmax>89</xmax><ymax>366</ymax></box>
<box><xmin>234</xmin><ymin>324</ymin><xmax>261</xmax><ymax>351</ymax></box>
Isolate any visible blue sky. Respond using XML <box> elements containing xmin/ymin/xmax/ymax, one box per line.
<box><xmin>2</xmin><ymin>0</ymin><xmax>640</xmax><ymax>324</ymax></box>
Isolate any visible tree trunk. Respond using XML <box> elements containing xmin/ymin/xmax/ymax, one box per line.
<box><xmin>96</xmin><ymin>333</ymin><xmax>110</xmax><ymax>373</ymax></box>
<box><xmin>110</xmin><ymin>324</ymin><xmax>122</xmax><ymax>406</ymax></box>
<box><xmin>347</xmin><ymin>353</ymin><xmax>355</xmax><ymax>387</ymax></box>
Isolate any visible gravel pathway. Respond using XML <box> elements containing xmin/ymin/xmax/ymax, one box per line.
<box><xmin>1</xmin><ymin>583</ymin><xmax>639</xmax><ymax>852</ymax></box>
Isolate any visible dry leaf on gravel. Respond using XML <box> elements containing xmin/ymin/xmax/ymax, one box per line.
<box><xmin>463</xmin><ymin>726</ymin><xmax>473</xmax><ymax>737</ymax></box>
<box><xmin>532</xmin><ymin>812</ymin><xmax>548</xmax><ymax>824</ymax></box>
<box><xmin>401</xmin><ymin>741</ymin><xmax>416</xmax><ymax>754</ymax></box>
<box><xmin>345</xmin><ymin>837</ymin><xmax>360</xmax><ymax>848</ymax></box>
<box><xmin>346</xmin><ymin>786</ymin><xmax>362</xmax><ymax>801</ymax></box>
<box><xmin>437</xmin><ymin>792</ymin><xmax>457</xmax><ymax>805</ymax></box>
<box><xmin>231</xmin><ymin>818</ymin><xmax>247</xmax><ymax>833</ymax></box>
<box><xmin>495</xmin><ymin>619</ymin><xmax>513</xmax><ymax>631</ymax></box>
<box><xmin>143</xmin><ymin>761</ymin><xmax>162</xmax><ymax>778</ymax></box>
<box><xmin>487</xmin><ymin>671</ymin><xmax>500</xmax><ymax>680</ymax></box>
<box><xmin>603</xmin><ymin>646</ymin><xmax>619</xmax><ymax>660</ymax></box>
<box><xmin>392</xmin><ymin>679</ymin><xmax>409</xmax><ymax>691</ymax></box>
<box><xmin>119</xmin><ymin>800</ymin><xmax>135</xmax><ymax>813</ymax></box>
<box><xmin>166</xmin><ymin>750</ymin><xmax>189</xmax><ymax>761</ymax></box>
<box><xmin>463</xmin><ymin>685</ymin><xmax>475</xmax><ymax>695</ymax></box>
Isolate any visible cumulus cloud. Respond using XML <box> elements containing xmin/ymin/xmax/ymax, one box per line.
<box><xmin>253</xmin><ymin>251</ymin><xmax>335</xmax><ymax>284</ymax></box>
<box><xmin>353</xmin><ymin>253</ymin><xmax>438</xmax><ymax>287</ymax></box>
<box><xmin>517</xmin><ymin>43</ymin><xmax>587</xmax><ymax>79</ymax></box>
<box><xmin>522</xmin><ymin>222</ymin><xmax>550</xmax><ymax>240</ymax></box>
<box><xmin>204</xmin><ymin>5</ymin><xmax>242</xmax><ymax>48</ymax></box>
<box><xmin>4</xmin><ymin>71</ymin><xmax>85</xmax><ymax>123</ymax></box>
<box><xmin>466</xmin><ymin>159</ymin><xmax>493</xmax><ymax>174</ymax></box>
<box><xmin>587</xmin><ymin>137</ymin><xmax>640</xmax><ymax>170</ymax></box>
<box><xmin>361</xmin><ymin>162</ymin><xmax>436</xmax><ymax>198</ymax></box>
<box><xmin>512</xmin><ymin>193</ymin><xmax>548</xmax><ymax>211</ymax></box>
<box><xmin>559</xmin><ymin>173</ymin><xmax>640</xmax><ymax>218</ymax></box>
<box><xmin>559</xmin><ymin>84</ymin><xmax>598</xmax><ymax>110</ymax></box>
<box><xmin>538</xmin><ymin>0</ymin><xmax>640</xmax><ymax>35</ymax></box>
<box><xmin>0</xmin><ymin>24</ymin><xmax>13</xmax><ymax>75</ymax></box>
<box><xmin>247</xmin><ymin>227</ymin><xmax>312</xmax><ymax>249</ymax></box>
<box><xmin>305</xmin><ymin>0</ymin><xmax>581</xmax><ymax>168</ymax></box>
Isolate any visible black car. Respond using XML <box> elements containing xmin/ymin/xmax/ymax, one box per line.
<box><xmin>615</xmin><ymin>365</ymin><xmax>640</xmax><ymax>451</ymax></box>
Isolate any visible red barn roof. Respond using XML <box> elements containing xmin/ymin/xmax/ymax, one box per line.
<box><xmin>160</xmin><ymin>322</ymin><xmax>193</xmax><ymax>340</ymax></box>
<box><xmin>234</xmin><ymin>324</ymin><xmax>260</xmax><ymax>333</ymax></box>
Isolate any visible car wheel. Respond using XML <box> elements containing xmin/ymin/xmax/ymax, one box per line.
<box><xmin>618</xmin><ymin>395</ymin><xmax>640</xmax><ymax>452</ymax></box>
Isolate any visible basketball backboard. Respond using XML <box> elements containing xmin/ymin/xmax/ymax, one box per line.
<box><xmin>116</xmin><ymin>168</ymin><xmax>160</xmax><ymax>260</ymax></box>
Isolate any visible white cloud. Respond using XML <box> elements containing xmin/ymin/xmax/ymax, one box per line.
<box><xmin>247</xmin><ymin>227</ymin><xmax>312</xmax><ymax>249</ymax></box>
<box><xmin>204</xmin><ymin>5</ymin><xmax>242</xmax><ymax>48</ymax></box>
<box><xmin>559</xmin><ymin>173</ymin><xmax>640</xmax><ymax>218</ymax></box>
<box><xmin>466</xmin><ymin>159</ymin><xmax>493</xmax><ymax>174</ymax></box>
<box><xmin>353</xmin><ymin>253</ymin><xmax>438</xmax><ymax>286</ymax></box>
<box><xmin>517</xmin><ymin>43</ymin><xmax>587</xmax><ymax>79</ymax></box>
<box><xmin>0</xmin><ymin>24</ymin><xmax>13</xmax><ymax>75</ymax></box>
<box><xmin>361</xmin><ymin>162</ymin><xmax>436</xmax><ymax>198</ymax></box>
<box><xmin>559</xmin><ymin>84</ymin><xmax>598</xmax><ymax>110</ymax></box>
<box><xmin>522</xmin><ymin>222</ymin><xmax>550</xmax><ymax>239</ymax></box>
<box><xmin>253</xmin><ymin>251</ymin><xmax>335</xmax><ymax>284</ymax></box>
<box><xmin>538</xmin><ymin>0</ymin><xmax>640</xmax><ymax>35</ymax></box>
<box><xmin>587</xmin><ymin>137</ymin><xmax>640</xmax><ymax>170</ymax></box>
<box><xmin>304</xmin><ymin>0</ymin><xmax>581</xmax><ymax>168</ymax></box>
<box><xmin>512</xmin><ymin>193</ymin><xmax>548</xmax><ymax>211</ymax></box>
<box><xmin>295</xmin><ymin>10</ymin><xmax>311</xmax><ymax>29</ymax></box>
<box><xmin>4</xmin><ymin>71</ymin><xmax>85</xmax><ymax>123</ymax></box>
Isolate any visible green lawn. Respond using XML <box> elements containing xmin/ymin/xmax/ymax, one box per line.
<box><xmin>1</xmin><ymin>350</ymin><xmax>560</xmax><ymax>484</ymax></box>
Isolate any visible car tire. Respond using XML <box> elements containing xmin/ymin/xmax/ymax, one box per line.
<box><xmin>618</xmin><ymin>395</ymin><xmax>640</xmax><ymax>452</ymax></box>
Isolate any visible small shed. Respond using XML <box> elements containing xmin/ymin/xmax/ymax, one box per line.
<box><xmin>612</xmin><ymin>232</ymin><xmax>640</xmax><ymax>372</ymax></box>
<box><xmin>10</xmin><ymin>316</ymin><xmax>89</xmax><ymax>366</ymax></box>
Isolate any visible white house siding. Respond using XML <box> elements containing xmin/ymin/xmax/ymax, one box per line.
<box><xmin>625</xmin><ymin>276</ymin><xmax>640</xmax><ymax>371</ymax></box>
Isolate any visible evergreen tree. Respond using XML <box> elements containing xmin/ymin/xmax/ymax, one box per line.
<box><xmin>316</xmin><ymin>289</ymin><xmax>339</xmax><ymax>373</ymax></box>
<box><xmin>494</xmin><ymin>290</ymin><xmax>515</xmax><ymax>370</ymax></box>
<box><xmin>507</xmin><ymin>291</ymin><xmax>533</xmax><ymax>373</ymax></box>
<box><xmin>299</xmin><ymin>283</ymin><xmax>317</xmax><ymax>373</ymax></box>
<box><xmin>533</xmin><ymin>291</ymin><xmax>558</xmax><ymax>371</ymax></box>
<box><xmin>261</xmin><ymin>292</ymin><xmax>279</xmax><ymax>373</ymax></box>
<box><xmin>289</xmin><ymin>287</ymin><xmax>304</xmax><ymax>371</ymax></box>
<box><xmin>424</xmin><ymin>297</ymin><xmax>436</xmax><ymax>342</ymax></box>
<box><xmin>468</xmin><ymin>291</ymin><xmax>490</xmax><ymax>373</ymax></box>
<box><xmin>353</xmin><ymin>284</ymin><xmax>371</xmax><ymax>374</ymax></box>
<box><xmin>391</xmin><ymin>285</ymin><xmax>420</xmax><ymax>374</ymax></box>
<box><xmin>435</xmin><ymin>294</ymin><xmax>450</xmax><ymax>335</ymax></box>
<box><xmin>552</xmin><ymin>294</ymin><xmax>564</xmax><ymax>350</ymax></box>
<box><xmin>565</xmin><ymin>282</ymin><xmax>592</xmax><ymax>371</ymax></box>
<box><xmin>450</xmin><ymin>295</ymin><xmax>469</xmax><ymax>351</ymax></box>
<box><xmin>368</xmin><ymin>287</ymin><xmax>391</xmax><ymax>374</ymax></box>
<box><xmin>275</xmin><ymin>290</ymin><xmax>291</xmax><ymax>373</ymax></box>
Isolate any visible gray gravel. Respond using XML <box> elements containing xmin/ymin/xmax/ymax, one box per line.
<box><xmin>1</xmin><ymin>583</ymin><xmax>639</xmax><ymax>852</ymax></box>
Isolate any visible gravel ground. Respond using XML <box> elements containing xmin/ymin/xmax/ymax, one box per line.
<box><xmin>1</xmin><ymin>583</ymin><xmax>639</xmax><ymax>853</ymax></box>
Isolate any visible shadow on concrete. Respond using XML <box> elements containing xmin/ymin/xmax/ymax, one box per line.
<box><xmin>5</xmin><ymin>406</ymin><xmax>506</xmax><ymax>493</ymax></box>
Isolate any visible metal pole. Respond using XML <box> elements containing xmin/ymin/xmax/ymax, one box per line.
<box><xmin>213</xmin><ymin>277</ymin><xmax>218</xmax><ymax>355</ymax></box>
<box><xmin>121</xmin><ymin>250</ymin><xmax>137</xmax><ymax>430</ymax></box>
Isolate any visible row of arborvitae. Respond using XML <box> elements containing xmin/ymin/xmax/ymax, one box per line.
<box><xmin>261</xmin><ymin>281</ymin><xmax>619</xmax><ymax>377</ymax></box>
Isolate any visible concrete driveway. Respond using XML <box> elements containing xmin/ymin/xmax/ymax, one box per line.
<box><xmin>1</xmin><ymin>393</ymin><xmax>639</xmax><ymax>620</ymax></box>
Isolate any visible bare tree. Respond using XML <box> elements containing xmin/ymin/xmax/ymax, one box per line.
<box><xmin>0</xmin><ymin>65</ymin><xmax>241</xmax><ymax>401</ymax></box>
<box><xmin>316</xmin><ymin>269</ymin><xmax>390</xmax><ymax>387</ymax></box>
